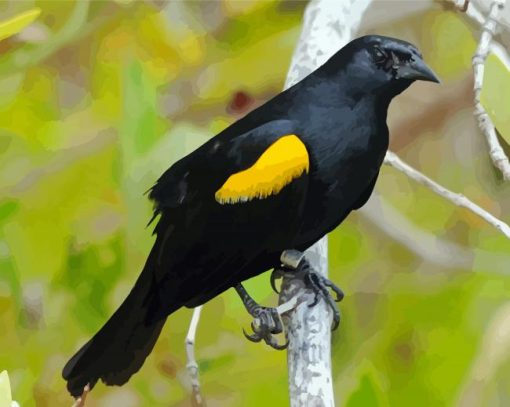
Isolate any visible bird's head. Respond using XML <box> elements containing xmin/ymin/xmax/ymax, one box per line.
<box><xmin>327</xmin><ymin>35</ymin><xmax>440</xmax><ymax>100</ymax></box>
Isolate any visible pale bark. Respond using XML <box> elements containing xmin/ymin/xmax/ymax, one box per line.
<box><xmin>280</xmin><ymin>1</ymin><xmax>373</xmax><ymax>406</ymax></box>
<box><xmin>472</xmin><ymin>0</ymin><xmax>510</xmax><ymax>180</ymax></box>
<box><xmin>185</xmin><ymin>306</ymin><xmax>204</xmax><ymax>406</ymax></box>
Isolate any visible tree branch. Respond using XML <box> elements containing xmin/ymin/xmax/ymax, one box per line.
<box><xmin>383</xmin><ymin>151</ymin><xmax>510</xmax><ymax>238</ymax></box>
<box><xmin>360</xmin><ymin>193</ymin><xmax>475</xmax><ymax>269</ymax></box>
<box><xmin>185</xmin><ymin>306</ymin><xmax>205</xmax><ymax>407</ymax></box>
<box><xmin>472</xmin><ymin>0</ymin><xmax>510</xmax><ymax>179</ymax></box>
<box><xmin>360</xmin><ymin>193</ymin><xmax>510</xmax><ymax>273</ymax></box>
<box><xmin>280</xmin><ymin>0</ymin><xmax>373</xmax><ymax>406</ymax></box>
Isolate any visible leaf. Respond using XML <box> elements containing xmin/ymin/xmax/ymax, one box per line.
<box><xmin>0</xmin><ymin>370</ymin><xmax>12</xmax><ymax>407</ymax></box>
<box><xmin>0</xmin><ymin>8</ymin><xmax>41</xmax><ymax>42</ymax></box>
<box><xmin>480</xmin><ymin>52</ymin><xmax>510</xmax><ymax>144</ymax></box>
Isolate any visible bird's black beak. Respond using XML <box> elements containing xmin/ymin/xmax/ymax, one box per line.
<box><xmin>395</xmin><ymin>55</ymin><xmax>440</xmax><ymax>83</ymax></box>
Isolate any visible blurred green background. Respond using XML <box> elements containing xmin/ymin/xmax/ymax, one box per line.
<box><xmin>1</xmin><ymin>0</ymin><xmax>510</xmax><ymax>406</ymax></box>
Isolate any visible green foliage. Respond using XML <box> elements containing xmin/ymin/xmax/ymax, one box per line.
<box><xmin>346</xmin><ymin>366</ymin><xmax>387</xmax><ymax>407</ymax></box>
<box><xmin>422</xmin><ymin>11</ymin><xmax>476</xmax><ymax>80</ymax></box>
<box><xmin>0</xmin><ymin>8</ymin><xmax>40</xmax><ymax>42</ymax></box>
<box><xmin>481</xmin><ymin>53</ymin><xmax>510</xmax><ymax>143</ymax></box>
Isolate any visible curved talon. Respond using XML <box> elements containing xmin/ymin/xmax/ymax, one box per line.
<box><xmin>279</xmin><ymin>338</ymin><xmax>290</xmax><ymax>350</ymax></box>
<box><xmin>243</xmin><ymin>328</ymin><xmax>262</xmax><ymax>343</ymax></box>
<box><xmin>306</xmin><ymin>273</ymin><xmax>322</xmax><ymax>308</ymax></box>
<box><xmin>270</xmin><ymin>269</ymin><xmax>282</xmax><ymax>294</ymax></box>
<box><xmin>265</xmin><ymin>335</ymin><xmax>289</xmax><ymax>350</ymax></box>
<box><xmin>243</xmin><ymin>325</ymin><xmax>287</xmax><ymax>349</ymax></box>
<box><xmin>294</xmin><ymin>261</ymin><xmax>343</xmax><ymax>331</ymax></box>
<box><xmin>270</xmin><ymin>308</ymin><xmax>283</xmax><ymax>334</ymax></box>
<box><xmin>236</xmin><ymin>283</ymin><xmax>288</xmax><ymax>350</ymax></box>
<box><xmin>331</xmin><ymin>310</ymin><xmax>340</xmax><ymax>331</ymax></box>
<box><xmin>241</xmin><ymin>305</ymin><xmax>287</xmax><ymax>350</ymax></box>
<box><xmin>251</xmin><ymin>320</ymin><xmax>260</xmax><ymax>332</ymax></box>
<box><xmin>324</xmin><ymin>279</ymin><xmax>344</xmax><ymax>302</ymax></box>
<box><xmin>308</xmin><ymin>292</ymin><xmax>320</xmax><ymax>308</ymax></box>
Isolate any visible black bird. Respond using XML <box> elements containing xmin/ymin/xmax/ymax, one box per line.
<box><xmin>63</xmin><ymin>35</ymin><xmax>439</xmax><ymax>397</ymax></box>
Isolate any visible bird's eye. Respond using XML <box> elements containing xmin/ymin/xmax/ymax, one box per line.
<box><xmin>373</xmin><ymin>47</ymin><xmax>386</xmax><ymax>63</ymax></box>
<box><xmin>373</xmin><ymin>46</ymin><xmax>391</xmax><ymax>69</ymax></box>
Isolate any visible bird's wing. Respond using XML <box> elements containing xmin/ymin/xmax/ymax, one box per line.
<box><xmin>148</xmin><ymin>119</ymin><xmax>309</xmax><ymax>217</ymax></box>
<box><xmin>145</xmin><ymin>119</ymin><xmax>310</xmax><ymax>291</ymax></box>
<box><xmin>214</xmin><ymin>133</ymin><xmax>309</xmax><ymax>205</ymax></box>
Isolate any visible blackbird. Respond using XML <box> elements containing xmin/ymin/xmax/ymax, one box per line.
<box><xmin>63</xmin><ymin>35</ymin><xmax>439</xmax><ymax>397</ymax></box>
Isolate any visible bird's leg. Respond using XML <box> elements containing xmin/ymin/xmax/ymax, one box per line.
<box><xmin>235</xmin><ymin>283</ymin><xmax>288</xmax><ymax>350</ymax></box>
<box><xmin>276</xmin><ymin>249</ymin><xmax>344</xmax><ymax>330</ymax></box>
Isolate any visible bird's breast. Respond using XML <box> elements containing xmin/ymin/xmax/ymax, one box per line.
<box><xmin>298</xmin><ymin>122</ymin><xmax>388</xmax><ymax>243</ymax></box>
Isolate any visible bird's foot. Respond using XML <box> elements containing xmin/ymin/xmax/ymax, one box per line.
<box><xmin>302</xmin><ymin>265</ymin><xmax>344</xmax><ymax>331</ymax></box>
<box><xmin>235</xmin><ymin>283</ymin><xmax>288</xmax><ymax>350</ymax></box>
<box><xmin>243</xmin><ymin>305</ymin><xmax>288</xmax><ymax>350</ymax></box>
<box><xmin>277</xmin><ymin>249</ymin><xmax>344</xmax><ymax>331</ymax></box>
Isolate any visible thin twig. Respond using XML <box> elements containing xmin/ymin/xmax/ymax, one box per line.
<box><xmin>182</xmin><ymin>299</ymin><xmax>302</xmax><ymax>403</ymax></box>
<box><xmin>450</xmin><ymin>0</ymin><xmax>471</xmax><ymax>12</ymax></box>
<box><xmin>472</xmin><ymin>0</ymin><xmax>510</xmax><ymax>180</ymax></box>
<box><xmin>361</xmin><ymin>193</ymin><xmax>474</xmax><ymax>269</ymax></box>
<box><xmin>491</xmin><ymin>40</ymin><xmax>510</xmax><ymax>71</ymax></box>
<box><xmin>384</xmin><ymin>151</ymin><xmax>510</xmax><ymax>239</ymax></box>
<box><xmin>185</xmin><ymin>306</ymin><xmax>205</xmax><ymax>407</ymax></box>
<box><xmin>360</xmin><ymin>193</ymin><xmax>510</xmax><ymax>273</ymax></box>
<box><xmin>451</xmin><ymin>0</ymin><xmax>485</xmax><ymax>25</ymax></box>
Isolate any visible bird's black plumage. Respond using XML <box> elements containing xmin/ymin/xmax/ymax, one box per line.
<box><xmin>63</xmin><ymin>35</ymin><xmax>439</xmax><ymax>397</ymax></box>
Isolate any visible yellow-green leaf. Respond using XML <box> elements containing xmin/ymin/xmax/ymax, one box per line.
<box><xmin>0</xmin><ymin>370</ymin><xmax>12</xmax><ymax>407</ymax></box>
<box><xmin>481</xmin><ymin>53</ymin><xmax>510</xmax><ymax>143</ymax></box>
<box><xmin>0</xmin><ymin>8</ymin><xmax>41</xmax><ymax>42</ymax></box>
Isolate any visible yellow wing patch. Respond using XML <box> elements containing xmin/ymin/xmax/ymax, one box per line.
<box><xmin>215</xmin><ymin>135</ymin><xmax>309</xmax><ymax>204</ymax></box>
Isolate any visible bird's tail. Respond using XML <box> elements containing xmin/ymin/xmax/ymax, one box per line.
<box><xmin>62</xmin><ymin>250</ymin><xmax>172</xmax><ymax>397</ymax></box>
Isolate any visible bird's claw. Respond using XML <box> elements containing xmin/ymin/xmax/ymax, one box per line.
<box><xmin>279</xmin><ymin>250</ymin><xmax>344</xmax><ymax>331</ymax></box>
<box><xmin>242</xmin><ymin>306</ymin><xmax>288</xmax><ymax>350</ymax></box>
<box><xmin>270</xmin><ymin>268</ymin><xmax>284</xmax><ymax>293</ymax></box>
<box><xmin>304</xmin><ymin>269</ymin><xmax>344</xmax><ymax>331</ymax></box>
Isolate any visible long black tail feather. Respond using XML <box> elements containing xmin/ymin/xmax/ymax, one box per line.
<box><xmin>62</xmin><ymin>252</ymin><xmax>174</xmax><ymax>397</ymax></box>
